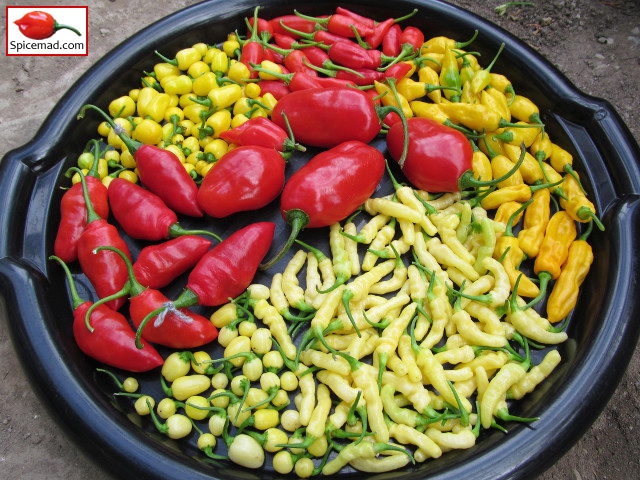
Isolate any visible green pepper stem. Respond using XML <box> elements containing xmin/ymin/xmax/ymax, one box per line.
<box><xmin>77</xmin><ymin>104</ymin><xmax>142</xmax><ymax>155</ymax></box>
<box><xmin>260</xmin><ymin>209</ymin><xmax>310</xmax><ymax>270</ymax></box>
<box><xmin>458</xmin><ymin>142</ymin><xmax>527</xmax><ymax>190</ymax></box>
<box><xmin>521</xmin><ymin>271</ymin><xmax>552</xmax><ymax>310</ymax></box>
<box><xmin>167</xmin><ymin>223</ymin><xmax>222</xmax><ymax>242</ymax></box>
<box><xmin>49</xmin><ymin>255</ymin><xmax>85</xmax><ymax>310</ymax></box>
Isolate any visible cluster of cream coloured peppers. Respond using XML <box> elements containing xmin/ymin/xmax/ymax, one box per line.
<box><xmin>83</xmin><ymin>6</ymin><xmax>603</xmax><ymax>477</ymax></box>
<box><xmin>101</xmin><ymin>185</ymin><xmax>576</xmax><ymax>474</ymax></box>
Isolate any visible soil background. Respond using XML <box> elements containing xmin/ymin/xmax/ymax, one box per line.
<box><xmin>1</xmin><ymin>1</ymin><xmax>639</xmax><ymax>479</ymax></box>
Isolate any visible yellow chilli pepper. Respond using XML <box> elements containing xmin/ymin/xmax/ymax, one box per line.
<box><xmin>162</xmin><ymin>74</ymin><xmax>193</xmax><ymax>95</ymax></box>
<box><xmin>469</xmin><ymin>43</ymin><xmax>504</xmax><ymax>94</ymax></box>
<box><xmin>559</xmin><ymin>173</ymin><xmax>604</xmax><ymax>228</ymax></box>
<box><xmin>518</xmin><ymin>187</ymin><xmax>551</xmax><ymax>258</ymax></box>
<box><xmin>208</xmin><ymin>83</ymin><xmax>243</xmax><ymax>111</ymax></box>
<box><xmin>132</xmin><ymin>118</ymin><xmax>163</xmax><ymax>145</ymax></box>
<box><xmin>491</xmin><ymin>154</ymin><xmax>524</xmax><ymax>188</ymax></box>
<box><xmin>143</xmin><ymin>93</ymin><xmax>171</xmax><ymax>123</ymax></box>
<box><xmin>546</xmin><ymin>224</ymin><xmax>594</xmax><ymax>323</ymax></box>
<box><xmin>108</xmin><ymin>95</ymin><xmax>136</xmax><ymax>118</ymax></box>
<box><xmin>136</xmin><ymin>86</ymin><xmax>159</xmax><ymax>117</ymax></box>
<box><xmin>523</xmin><ymin>210</ymin><xmax>577</xmax><ymax>310</ymax></box>
<box><xmin>483</xmin><ymin>87</ymin><xmax>511</xmax><ymax>121</ymax></box>
<box><xmin>493</xmin><ymin>200</ymin><xmax>540</xmax><ymax>298</ymax></box>
<box><xmin>508</xmin><ymin>94</ymin><xmax>543</xmax><ymax>125</ymax></box>
<box><xmin>439</xmin><ymin>46</ymin><xmax>462</xmax><ymax>102</ymax></box>
<box><xmin>409</xmin><ymin>101</ymin><xmax>449</xmax><ymax>123</ymax></box>
<box><xmin>374</xmin><ymin>80</ymin><xmax>413</xmax><ymax>119</ymax></box>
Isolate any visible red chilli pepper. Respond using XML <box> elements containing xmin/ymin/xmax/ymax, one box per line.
<box><xmin>247</xmin><ymin>14</ymin><xmax>273</xmax><ymax>38</ymax></box>
<box><xmin>219</xmin><ymin>117</ymin><xmax>305</xmax><ymax>153</ymax></box>
<box><xmin>335</xmin><ymin>7</ymin><xmax>376</xmax><ymax>29</ymax></box>
<box><xmin>50</xmin><ymin>256</ymin><xmax>163</xmax><ymax>372</ymax></box>
<box><xmin>158</xmin><ymin>222</ymin><xmax>276</xmax><ymax>313</ymax></box>
<box><xmin>270</xmin><ymin>87</ymin><xmax>406</xmax><ymax>149</ymax></box>
<box><xmin>88</xmin><ymin>246</ymin><xmax>219</xmax><ymax>350</ymax></box>
<box><xmin>383</xmin><ymin>24</ymin><xmax>403</xmax><ymax>57</ymax></box>
<box><xmin>293</xmin><ymin>10</ymin><xmax>374</xmax><ymax>38</ymax></box>
<box><xmin>400</xmin><ymin>26</ymin><xmax>425</xmax><ymax>53</ymax></box>
<box><xmin>14</xmin><ymin>10</ymin><xmax>81</xmax><ymax>40</ymax></box>
<box><xmin>197</xmin><ymin>146</ymin><xmax>286</xmax><ymax>218</ymax></box>
<box><xmin>256</xmin><ymin>79</ymin><xmax>290</xmax><ymax>99</ymax></box>
<box><xmin>364</xmin><ymin>18</ymin><xmax>394</xmax><ymax>49</ymax></box>
<box><xmin>78</xmin><ymin>104</ymin><xmax>203</xmax><ymax>217</ymax></box>
<box><xmin>54</xmin><ymin>140</ymin><xmax>109</xmax><ymax>263</ymax></box>
<box><xmin>107</xmin><ymin>178</ymin><xmax>221</xmax><ymax>242</ymax></box>
<box><xmin>328</xmin><ymin>41</ymin><xmax>379</xmax><ymax>70</ymax></box>
<box><xmin>335</xmin><ymin>68</ymin><xmax>385</xmax><ymax>86</ymax></box>
<box><xmin>241</xmin><ymin>7</ymin><xmax>266</xmax><ymax>77</ymax></box>
<box><xmin>269</xmin><ymin>15</ymin><xmax>318</xmax><ymax>38</ymax></box>
<box><xmin>261</xmin><ymin>141</ymin><xmax>385</xmax><ymax>269</ymax></box>
<box><xmin>133</xmin><ymin>235</ymin><xmax>212</xmax><ymax>290</ymax></box>
<box><xmin>73</xmin><ymin>168</ymin><xmax>131</xmax><ymax>311</ymax></box>
<box><xmin>386</xmin><ymin>117</ymin><xmax>490</xmax><ymax>192</ymax></box>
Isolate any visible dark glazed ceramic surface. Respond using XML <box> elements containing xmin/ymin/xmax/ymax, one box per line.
<box><xmin>1</xmin><ymin>1</ymin><xmax>640</xmax><ymax>479</ymax></box>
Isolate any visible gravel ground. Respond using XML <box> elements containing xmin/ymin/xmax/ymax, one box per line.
<box><xmin>1</xmin><ymin>1</ymin><xmax>639</xmax><ymax>479</ymax></box>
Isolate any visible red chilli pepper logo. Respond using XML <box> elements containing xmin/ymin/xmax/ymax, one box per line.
<box><xmin>14</xmin><ymin>11</ymin><xmax>81</xmax><ymax>40</ymax></box>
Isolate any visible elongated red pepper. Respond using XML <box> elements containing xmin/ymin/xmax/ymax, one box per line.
<box><xmin>335</xmin><ymin>68</ymin><xmax>385</xmax><ymax>86</ymax></box>
<box><xmin>283</xmin><ymin>49</ymin><xmax>318</xmax><ymax>76</ymax></box>
<box><xmin>269</xmin><ymin>15</ymin><xmax>318</xmax><ymax>37</ymax></box>
<box><xmin>14</xmin><ymin>10</ymin><xmax>81</xmax><ymax>40</ymax></box>
<box><xmin>250</xmin><ymin>64</ymin><xmax>356</xmax><ymax>92</ymax></box>
<box><xmin>383</xmin><ymin>24</ymin><xmax>403</xmax><ymax>57</ymax></box>
<box><xmin>261</xmin><ymin>141</ymin><xmax>385</xmax><ymax>269</ymax></box>
<box><xmin>335</xmin><ymin>7</ymin><xmax>376</xmax><ymax>29</ymax></box>
<box><xmin>270</xmin><ymin>87</ymin><xmax>407</xmax><ymax>149</ymax></box>
<box><xmin>72</xmin><ymin>168</ymin><xmax>130</xmax><ymax>311</ymax></box>
<box><xmin>108</xmin><ymin>178</ymin><xmax>221</xmax><ymax>242</ymax></box>
<box><xmin>219</xmin><ymin>117</ymin><xmax>304</xmax><ymax>153</ymax></box>
<box><xmin>54</xmin><ymin>140</ymin><xmax>109</xmax><ymax>263</ymax></box>
<box><xmin>133</xmin><ymin>235</ymin><xmax>212</xmax><ymax>290</ymax></box>
<box><xmin>197</xmin><ymin>146</ymin><xmax>286</xmax><ymax>218</ymax></box>
<box><xmin>293</xmin><ymin>10</ymin><xmax>374</xmax><ymax>38</ymax></box>
<box><xmin>50</xmin><ymin>256</ymin><xmax>162</xmax><ymax>372</ymax></box>
<box><xmin>364</xmin><ymin>18</ymin><xmax>394</xmax><ymax>49</ymax></box>
<box><xmin>78</xmin><ymin>104</ymin><xmax>203</xmax><ymax>217</ymax></box>
<box><xmin>247</xmin><ymin>14</ymin><xmax>273</xmax><ymax>38</ymax></box>
<box><xmin>89</xmin><ymin>246</ymin><xmax>218</xmax><ymax>349</ymax></box>
<box><xmin>386</xmin><ymin>117</ymin><xmax>524</xmax><ymax>192</ymax></box>
<box><xmin>257</xmin><ymin>79</ymin><xmax>290</xmax><ymax>99</ymax></box>
<box><xmin>329</xmin><ymin>41</ymin><xmax>378</xmax><ymax>69</ymax></box>
<box><xmin>241</xmin><ymin>7</ymin><xmax>265</xmax><ymax>77</ymax></box>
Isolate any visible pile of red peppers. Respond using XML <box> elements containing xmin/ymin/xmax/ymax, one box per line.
<box><xmin>52</xmin><ymin>6</ymin><xmax>495</xmax><ymax>372</ymax></box>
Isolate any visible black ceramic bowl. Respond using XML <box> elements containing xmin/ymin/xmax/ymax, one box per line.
<box><xmin>2</xmin><ymin>1</ymin><xmax>640</xmax><ymax>479</ymax></box>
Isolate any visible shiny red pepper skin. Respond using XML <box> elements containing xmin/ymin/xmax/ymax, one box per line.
<box><xmin>197</xmin><ymin>146</ymin><xmax>286</xmax><ymax>218</ymax></box>
<box><xmin>14</xmin><ymin>10</ymin><xmax>80</xmax><ymax>40</ymax></box>
<box><xmin>247</xmin><ymin>16</ymin><xmax>274</xmax><ymax>37</ymax></box>
<box><xmin>133</xmin><ymin>235</ymin><xmax>212</xmax><ymax>290</ymax></box>
<box><xmin>329</xmin><ymin>41</ymin><xmax>378</xmax><ymax>70</ymax></box>
<box><xmin>383</xmin><ymin>24</ymin><xmax>403</xmax><ymax>57</ymax></box>
<box><xmin>77</xmin><ymin>105</ymin><xmax>203</xmax><ymax>217</ymax></box>
<box><xmin>108</xmin><ymin>178</ymin><xmax>178</xmax><ymax>241</ymax></box>
<box><xmin>335</xmin><ymin>68</ymin><xmax>385</xmax><ymax>86</ymax></box>
<box><xmin>283</xmin><ymin>50</ymin><xmax>317</xmax><ymax>76</ymax></box>
<box><xmin>335</xmin><ymin>7</ymin><xmax>376</xmax><ymax>29</ymax></box>
<box><xmin>384</xmin><ymin>62</ymin><xmax>413</xmax><ymax>81</ymax></box>
<box><xmin>135</xmin><ymin>144</ymin><xmax>203</xmax><ymax>217</ymax></box>
<box><xmin>54</xmin><ymin>176</ymin><xmax>109</xmax><ymax>264</ymax></box>
<box><xmin>257</xmin><ymin>80</ymin><xmax>290</xmax><ymax>99</ymax></box>
<box><xmin>261</xmin><ymin>141</ymin><xmax>386</xmax><ymax>270</ymax></box>
<box><xmin>52</xmin><ymin>254</ymin><xmax>162</xmax><ymax>372</ymax></box>
<box><xmin>185</xmin><ymin>222</ymin><xmax>275</xmax><ymax>306</ymax></box>
<box><xmin>386</xmin><ymin>117</ymin><xmax>474</xmax><ymax>192</ymax></box>
<box><xmin>364</xmin><ymin>18</ymin><xmax>394</xmax><ymax>49</ymax></box>
<box><xmin>219</xmin><ymin>117</ymin><xmax>293</xmax><ymax>151</ymax></box>
<box><xmin>269</xmin><ymin>15</ymin><xmax>317</xmax><ymax>37</ymax></box>
<box><xmin>325</xmin><ymin>14</ymin><xmax>374</xmax><ymax>38</ymax></box>
<box><xmin>77</xmin><ymin>219</ymin><xmax>131</xmax><ymax>311</ymax></box>
<box><xmin>281</xmin><ymin>141</ymin><xmax>385</xmax><ymax>228</ymax></box>
<box><xmin>241</xmin><ymin>7</ymin><xmax>265</xmax><ymax>77</ymax></box>
<box><xmin>400</xmin><ymin>26</ymin><xmax>425</xmax><ymax>52</ymax></box>
<box><xmin>73</xmin><ymin>301</ymin><xmax>162</xmax><ymax>371</ymax></box>
<box><xmin>271</xmin><ymin>87</ymin><xmax>381</xmax><ymax>148</ymax></box>
<box><xmin>129</xmin><ymin>288</ymin><xmax>218</xmax><ymax>348</ymax></box>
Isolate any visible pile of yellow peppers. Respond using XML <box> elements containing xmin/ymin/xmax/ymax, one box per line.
<box><xmin>78</xmin><ymin>35</ymin><xmax>276</xmax><ymax>186</ymax></box>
